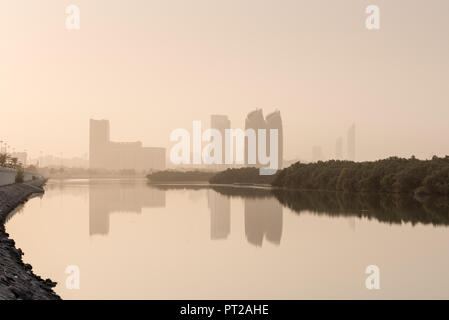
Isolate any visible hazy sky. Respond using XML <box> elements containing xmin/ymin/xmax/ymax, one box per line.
<box><xmin>1</xmin><ymin>0</ymin><xmax>448</xmax><ymax>161</ymax></box>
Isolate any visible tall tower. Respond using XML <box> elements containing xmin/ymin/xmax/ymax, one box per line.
<box><xmin>347</xmin><ymin>123</ymin><xmax>356</xmax><ymax>161</ymax></box>
<box><xmin>210</xmin><ymin>115</ymin><xmax>231</xmax><ymax>166</ymax></box>
<box><xmin>244</xmin><ymin>109</ymin><xmax>266</xmax><ymax>166</ymax></box>
<box><xmin>89</xmin><ymin>119</ymin><xmax>110</xmax><ymax>169</ymax></box>
<box><xmin>266</xmin><ymin>110</ymin><xmax>283</xmax><ymax>170</ymax></box>
<box><xmin>244</xmin><ymin>109</ymin><xmax>283</xmax><ymax>169</ymax></box>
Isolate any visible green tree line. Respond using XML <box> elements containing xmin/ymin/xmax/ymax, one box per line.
<box><xmin>272</xmin><ymin>156</ymin><xmax>449</xmax><ymax>195</ymax></box>
<box><xmin>206</xmin><ymin>156</ymin><xmax>449</xmax><ymax>195</ymax></box>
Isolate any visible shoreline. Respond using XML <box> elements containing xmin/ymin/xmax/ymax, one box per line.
<box><xmin>0</xmin><ymin>180</ymin><xmax>60</xmax><ymax>300</ymax></box>
<box><xmin>149</xmin><ymin>180</ymin><xmax>449</xmax><ymax>197</ymax></box>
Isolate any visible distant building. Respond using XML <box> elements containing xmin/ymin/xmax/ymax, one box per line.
<box><xmin>335</xmin><ymin>137</ymin><xmax>343</xmax><ymax>160</ymax></box>
<box><xmin>347</xmin><ymin>123</ymin><xmax>356</xmax><ymax>161</ymax></box>
<box><xmin>245</xmin><ymin>109</ymin><xmax>266</xmax><ymax>166</ymax></box>
<box><xmin>31</xmin><ymin>155</ymin><xmax>88</xmax><ymax>168</ymax></box>
<box><xmin>89</xmin><ymin>119</ymin><xmax>165</xmax><ymax>171</ymax></box>
<box><xmin>312</xmin><ymin>145</ymin><xmax>324</xmax><ymax>162</ymax></box>
<box><xmin>210</xmin><ymin>115</ymin><xmax>231</xmax><ymax>166</ymax></box>
<box><xmin>266</xmin><ymin>110</ymin><xmax>283</xmax><ymax>171</ymax></box>
<box><xmin>11</xmin><ymin>152</ymin><xmax>27</xmax><ymax>167</ymax></box>
<box><xmin>244</xmin><ymin>109</ymin><xmax>283</xmax><ymax>168</ymax></box>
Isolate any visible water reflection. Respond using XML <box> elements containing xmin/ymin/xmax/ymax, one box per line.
<box><xmin>209</xmin><ymin>186</ymin><xmax>283</xmax><ymax>246</ymax></box>
<box><xmin>207</xmin><ymin>187</ymin><xmax>283</xmax><ymax>246</ymax></box>
<box><xmin>88</xmin><ymin>182</ymin><xmax>165</xmax><ymax>235</ymax></box>
<box><xmin>272</xmin><ymin>190</ymin><xmax>449</xmax><ymax>226</ymax></box>
<box><xmin>244</xmin><ymin>197</ymin><xmax>282</xmax><ymax>246</ymax></box>
<box><xmin>149</xmin><ymin>183</ymin><xmax>449</xmax><ymax>250</ymax></box>
<box><xmin>7</xmin><ymin>180</ymin><xmax>449</xmax><ymax>299</ymax></box>
<box><xmin>147</xmin><ymin>184</ymin><xmax>283</xmax><ymax>246</ymax></box>
<box><xmin>50</xmin><ymin>180</ymin><xmax>449</xmax><ymax>242</ymax></box>
<box><xmin>207</xmin><ymin>190</ymin><xmax>230</xmax><ymax>240</ymax></box>
<box><xmin>8</xmin><ymin>180</ymin><xmax>449</xmax><ymax>299</ymax></box>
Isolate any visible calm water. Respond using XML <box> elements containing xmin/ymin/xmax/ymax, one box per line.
<box><xmin>6</xmin><ymin>179</ymin><xmax>449</xmax><ymax>299</ymax></box>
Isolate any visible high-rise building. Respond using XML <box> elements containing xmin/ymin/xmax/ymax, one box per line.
<box><xmin>335</xmin><ymin>137</ymin><xmax>343</xmax><ymax>160</ymax></box>
<box><xmin>244</xmin><ymin>109</ymin><xmax>283</xmax><ymax>169</ymax></box>
<box><xmin>347</xmin><ymin>123</ymin><xmax>356</xmax><ymax>161</ymax></box>
<box><xmin>266</xmin><ymin>110</ymin><xmax>283</xmax><ymax>170</ymax></box>
<box><xmin>210</xmin><ymin>115</ymin><xmax>231</xmax><ymax>166</ymax></box>
<box><xmin>89</xmin><ymin>119</ymin><xmax>110</xmax><ymax>169</ymax></box>
<box><xmin>245</xmin><ymin>109</ymin><xmax>266</xmax><ymax>166</ymax></box>
<box><xmin>89</xmin><ymin>119</ymin><xmax>165</xmax><ymax>171</ymax></box>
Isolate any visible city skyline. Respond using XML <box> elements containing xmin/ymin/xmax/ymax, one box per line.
<box><xmin>2</xmin><ymin>1</ymin><xmax>448</xmax><ymax>162</ymax></box>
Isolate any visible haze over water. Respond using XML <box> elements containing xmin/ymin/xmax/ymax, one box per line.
<box><xmin>6</xmin><ymin>179</ymin><xmax>449</xmax><ymax>299</ymax></box>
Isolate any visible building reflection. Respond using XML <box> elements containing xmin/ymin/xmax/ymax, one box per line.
<box><xmin>89</xmin><ymin>182</ymin><xmax>165</xmax><ymax>236</ymax></box>
<box><xmin>208</xmin><ymin>186</ymin><xmax>283</xmax><ymax>247</ymax></box>
<box><xmin>244</xmin><ymin>197</ymin><xmax>283</xmax><ymax>247</ymax></box>
<box><xmin>207</xmin><ymin>190</ymin><xmax>230</xmax><ymax>240</ymax></box>
<box><xmin>143</xmin><ymin>184</ymin><xmax>284</xmax><ymax>247</ymax></box>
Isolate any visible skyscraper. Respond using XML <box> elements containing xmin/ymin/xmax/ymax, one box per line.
<box><xmin>89</xmin><ymin>119</ymin><xmax>110</xmax><ymax>169</ymax></box>
<box><xmin>210</xmin><ymin>115</ymin><xmax>231</xmax><ymax>166</ymax></box>
<box><xmin>347</xmin><ymin>123</ymin><xmax>356</xmax><ymax>161</ymax></box>
<box><xmin>245</xmin><ymin>109</ymin><xmax>266</xmax><ymax>166</ymax></box>
<box><xmin>266</xmin><ymin>110</ymin><xmax>283</xmax><ymax>171</ymax></box>
<box><xmin>244</xmin><ymin>109</ymin><xmax>283</xmax><ymax>169</ymax></box>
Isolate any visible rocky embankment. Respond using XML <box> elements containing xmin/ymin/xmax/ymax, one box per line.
<box><xmin>0</xmin><ymin>181</ymin><xmax>60</xmax><ymax>300</ymax></box>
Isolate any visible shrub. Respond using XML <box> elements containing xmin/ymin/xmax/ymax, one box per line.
<box><xmin>15</xmin><ymin>168</ymin><xmax>25</xmax><ymax>183</ymax></box>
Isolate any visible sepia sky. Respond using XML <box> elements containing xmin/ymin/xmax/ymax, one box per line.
<box><xmin>1</xmin><ymin>0</ymin><xmax>448</xmax><ymax>161</ymax></box>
